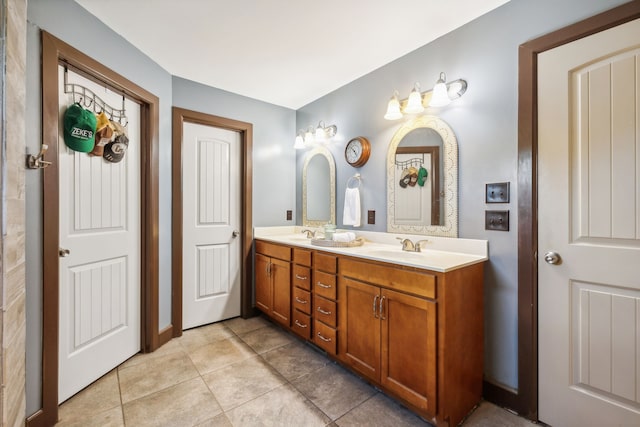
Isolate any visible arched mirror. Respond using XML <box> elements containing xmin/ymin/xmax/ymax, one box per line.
<box><xmin>387</xmin><ymin>115</ymin><xmax>458</xmax><ymax>237</ymax></box>
<box><xmin>302</xmin><ymin>146</ymin><xmax>336</xmax><ymax>226</ymax></box>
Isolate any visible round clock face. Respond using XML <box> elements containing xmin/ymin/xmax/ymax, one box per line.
<box><xmin>345</xmin><ymin>137</ymin><xmax>371</xmax><ymax>167</ymax></box>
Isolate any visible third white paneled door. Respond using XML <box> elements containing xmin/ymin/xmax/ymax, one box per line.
<box><xmin>182</xmin><ymin>122</ymin><xmax>241</xmax><ymax>329</ymax></box>
<box><xmin>538</xmin><ymin>18</ymin><xmax>640</xmax><ymax>426</ymax></box>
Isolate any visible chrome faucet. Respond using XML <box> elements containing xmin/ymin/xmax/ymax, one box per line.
<box><xmin>397</xmin><ymin>237</ymin><xmax>429</xmax><ymax>252</ymax></box>
<box><xmin>301</xmin><ymin>229</ymin><xmax>316</xmax><ymax>239</ymax></box>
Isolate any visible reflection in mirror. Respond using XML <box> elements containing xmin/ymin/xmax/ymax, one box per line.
<box><xmin>387</xmin><ymin>115</ymin><xmax>458</xmax><ymax>237</ymax></box>
<box><xmin>302</xmin><ymin>146</ymin><xmax>336</xmax><ymax>227</ymax></box>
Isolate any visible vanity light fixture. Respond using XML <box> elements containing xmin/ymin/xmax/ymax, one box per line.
<box><xmin>294</xmin><ymin>121</ymin><xmax>338</xmax><ymax>149</ymax></box>
<box><xmin>384</xmin><ymin>72</ymin><xmax>468</xmax><ymax>120</ymax></box>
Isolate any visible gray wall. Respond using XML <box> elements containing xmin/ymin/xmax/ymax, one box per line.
<box><xmin>25</xmin><ymin>0</ymin><xmax>295</xmax><ymax>415</ymax></box>
<box><xmin>295</xmin><ymin>0</ymin><xmax>630</xmax><ymax>390</ymax></box>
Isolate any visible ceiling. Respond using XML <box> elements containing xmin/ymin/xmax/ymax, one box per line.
<box><xmin>75</xmin><ymin>0</ymin><xmax>509</xmax><ymax>110</ymax></box>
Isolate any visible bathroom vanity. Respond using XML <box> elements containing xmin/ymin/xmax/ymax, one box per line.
<box><xmin>254</xmin><ymin>227</ymin><xmax>487</xmax><ymax>426</ymax></box>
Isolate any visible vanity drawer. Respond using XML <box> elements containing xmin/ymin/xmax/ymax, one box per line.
<box><xmin>314</xmin><ymin>271</ymin><xmax>337</xmax><ymax>300</ymax></box>
<box><xmin>314</xmin><ymin>252</ymin><xmax>337</xmax><ymax>274</ymax></box>
<box><xmin>293</xmin><ymin>248</ymin><xmax>312</xmax><ymax>267</ymax></box>
<box><xmin>292</xmin><ymin>265</ymin><xmax>311</xmax><ymax>290</ymax></box>
<box><xmin>255</xmin><ymin>240</ymin><xmax>291</xmax><ymax>262</ymax></box>
<box><xmin>315</xmin><ymin>296</ymin><xmax>336</xmax><ymax>328</ymax></box>
<box><xmin>292</xmin><ymin>310</ymin><xmax>311</xmax><ymax>340</ymax></box>
<box><xmin>293</xmin><ymin>287</ymin><xmax>311</xmax><ymax>314</ymax></box>
<box><xmin>314</xmin><ymin>320</ymin><xmax>337</xmax><ymax>355</ymax></box>
<box><xmin>339</xmin><ymin>258</ymin><xmax>436</xmax><ymax>299</ymax></box>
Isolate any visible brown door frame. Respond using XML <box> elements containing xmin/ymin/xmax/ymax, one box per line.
<box><xmin>514</xmin><ymin>1</ymin><xmax>640</xmax><ymax>420</ymax></box>
<box><xmin>171</xmin><ymin>107</ymin><xmax>254</xmax><ymax>335</ymax></box>
<box><xmin>27</xmin><ymin>31</ymin><xmax>160</xmax><ymax>427</ymax></box>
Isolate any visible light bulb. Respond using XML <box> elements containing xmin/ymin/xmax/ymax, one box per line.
<box><xmin>294</xmin><ymin>133</ymin><xmax>305</xmax><ymax>149</ymax></box>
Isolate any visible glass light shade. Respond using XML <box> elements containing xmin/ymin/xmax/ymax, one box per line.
<box><xmin>315</xmin><ymin>124</ymin><xmax>326</xmax><ymax>142</ymax></box>
<box><xmin>304</xmin><ymin>128</ymin><xmax>315</xmax><ymax>144</ymax></box>
<box><xmin>294</xmin><ymin>134</ymin><xmax>305</xmax><ymax>149</ymax></box>
<box><xmin>404</xmin><ymin>84</ymin><xmax>424</xmax><ymax>114</ymax></box>
<box><xmin>429</xmin><ymin>73</ymin><xmax>451</xmax><ymax>107</ymax></box>
<box><xmin>384</xmin><ymin>94</ymin><xmax>402</xmax><ymax>120</ymax></box>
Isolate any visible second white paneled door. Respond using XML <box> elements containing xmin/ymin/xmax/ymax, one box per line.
<box><xmin>182</xmin><ymin>122</ymin><xmax>241</xmax><ymax>329</ymax></box>
<box><xmin>538</xmin><ymin>18</ymin><xmax>640</xmax><ymax>426</ymax></box>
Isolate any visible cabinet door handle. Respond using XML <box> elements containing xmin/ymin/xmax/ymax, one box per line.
<box><xmin>295</xmin><ymin>297</ymin><xmax>308</xmax><ymax>304</ymax></box>
<box><xmin>317</xmin><ymin>282</ymin><xmax>332</xmax><ymax>289</ymax></box>
<box><xmin>294</xmin><ymin>320</ymin><xmax>308</xmax><ymax>328</ymax></box>
<box><xmin>379</xmin><ymin>296</ymin><xmax>386</xmax><ymax>320</ymax></box>
<box><xmin>317</xmin><ymin>332</ymin><xmax>332</xmax><ymax>342</ymax></box>
<box><xmin>317</xmin><ymin>307</ymin><xmax>331</xmax><ymax>315</ymax></box>
<box><xmin>373</xmin><ymin>295</ymin><xmax>379</xmax><ymax>319</ymax></box>
<box><xmin>295</xmin><ymin>274</ymin><xmax>308</xmax><ymax>280</ymax></box>
<box><xmin>266</xmin><ymin>262</ymin><xmax>271</xmax><ymax>276</ymax></box>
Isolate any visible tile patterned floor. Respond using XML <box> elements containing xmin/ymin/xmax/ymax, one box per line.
<box><xmin>56</xmin><ymin>316</ymin><xmax>535</xmax><ymax>427</ymax></box>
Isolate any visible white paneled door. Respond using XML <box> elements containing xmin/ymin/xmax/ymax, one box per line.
<box><xmin>538</xmin><ymin>19</ymin><xmax>640</xmax><ymax>426</ymax></box>
<box><xmin>58</xmin><ymin>67</ymin><xmax>141</xmax><ymax>403</ymax></box>
<box><xmin>182</xmin><ymin>122</ymin><xmax>241</xmax><ymax>329</ymax></box>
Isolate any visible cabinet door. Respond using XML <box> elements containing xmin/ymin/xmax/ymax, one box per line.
<box><xmin>338</xmin><ymin>277</ymin><xmax>380</xmax><ymax>381</ymax></box>
<box><xmin>380</xmin><ymin>288</ymin><xmax>436</xmax><ymax>414</ymax></box>
<box><xmin>255</xmin><ymin>253</ymin><xmax>272</xmax><ymax>313</ymax></box>
<box><xmin>270</xmin><ymin>258</ymin><xmax>291</xmax><ymax>326</ymax></box>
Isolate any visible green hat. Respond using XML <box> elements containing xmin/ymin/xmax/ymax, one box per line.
<box><xmin>63</xmin><ymin>103</ymin><xmax>96</xmax><ymax>152</ymax></box>
<box><xmin>417</xmin><ymin>166</ymin><xmax>428</xmax><ymax>187</ymax></box>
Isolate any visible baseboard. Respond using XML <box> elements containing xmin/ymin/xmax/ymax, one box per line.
<box><xmin>482</xmin><ymin>380</ymin><xmax>522</xmax><ymax>416</ymax></box>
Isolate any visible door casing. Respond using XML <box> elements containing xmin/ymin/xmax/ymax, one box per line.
<box><xmin>28</xmin><ymin>31</ymin><xmax>161</xmax><ymax>427</ymax></box>
<box><xmin>171</xmin><ymin>107</ymin><xmax>254</xmax><ymax>336</ymax></box>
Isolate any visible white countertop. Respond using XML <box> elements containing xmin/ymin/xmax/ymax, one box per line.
<box><xmin>254</xmin><ymin>226</ymin><xmax>488</xmax><ymax>273</ymax></box>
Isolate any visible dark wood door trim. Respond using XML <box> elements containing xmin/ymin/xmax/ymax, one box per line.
<box><xmin>513</xmin><ymin>1</ymin><xmax>640</xmax><ymax>420</ymax></box>
<box><xmin>28</xmin><ymin>31</ymin><xmax>160</xmax><ymax>427</ymax></box>
<box><xmin>171</xmin><ymin>107</ymin><xmax>254</xmax><ymax>336</ymax></box>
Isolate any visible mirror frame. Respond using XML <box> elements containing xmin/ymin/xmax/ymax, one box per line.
<box><xmin>386</xmin><ymin>115</ymin><xmax>458</xmax><ymax>237</ymax></box>
<box><xmin>302</xmin><ymin>146</ymin><xmax>336</xmax><ymax>227</ymax></box>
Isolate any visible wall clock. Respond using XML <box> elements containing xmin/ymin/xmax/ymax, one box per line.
<box><xmin>345</xmin><ymin>136</ymin><xmax>371</xmax><ymax>168</ymax></box>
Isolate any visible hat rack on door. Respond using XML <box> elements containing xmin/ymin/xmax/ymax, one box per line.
<box><xmin>395</xmin><ymin>153</ymin><xmax>425</xmax><ymax>169</ymax></box>
<box><xmin>63</xmin><ymin>67</ymin><xmax>128</xmax><ymax>126</ymax></box>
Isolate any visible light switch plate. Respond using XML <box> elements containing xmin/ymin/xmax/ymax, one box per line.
<box><xmin>486</xmin><ymin>182</ymin><xmax>510</xmax><ymax>203</ymax></box>
<box><xmin>368</xmin><ymin>210</ymin><xmax>375</xmax><ymax>225</ymax></box>
<box><xmin>485</xmin><ymin>210</ymin><xmax>509</xmax><ymax>231</ymax></box>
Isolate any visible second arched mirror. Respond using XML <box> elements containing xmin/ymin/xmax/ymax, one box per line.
<box><xmin>302</xmin><ymin>146</ymin><xmax>336</xmax><ymax>227</ymax></box>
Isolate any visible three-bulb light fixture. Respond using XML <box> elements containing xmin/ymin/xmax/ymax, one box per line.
<box><xmin>384</xmin><ymin>72</ymin><xmax>468</xmax><ymax>120</ymax></box>
<box><xmin>294</xmin><ymin>121</ymin><xmax>337</xmax><ymax>149</ymax></box>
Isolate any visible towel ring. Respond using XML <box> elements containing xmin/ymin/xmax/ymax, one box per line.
<box><xmin>347</xmin><ymin>173</ymin><xmax>361</xmax><ymax>189</ymax></box>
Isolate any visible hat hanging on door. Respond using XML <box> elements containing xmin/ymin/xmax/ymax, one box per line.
<box><xmin>103</xmin><ymin>132</ymin><xmax>129</xmax><ymax>163</ymax></box>
<box><xmin>417</xmin><ymin>166</ymin><xmax>428</xmax><ymax>187</ymax></box>
<box><xmin>63</xmin><ymin>103</ymin><xmax>96</xmax><ymax>152</ymax></box>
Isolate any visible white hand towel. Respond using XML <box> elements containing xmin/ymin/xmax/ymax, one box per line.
<box><xmin>343</xmin><ymin>187</ymin><xmax>361</xmax><ymax>227</ymax></box>
<box><xmin>333</xmin><ymin>232</ymin><xmax>356</xmax><ymax>242</ymax></box>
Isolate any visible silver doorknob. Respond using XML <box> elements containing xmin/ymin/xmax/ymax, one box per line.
<box><xmin>59</xmin><ymin>248</ymin><xmax>70</xmax><ymax>257</ymax></box>
<box><xmin>232</xmin><ymin>230</ymin><xmax>240</xmax><ymax>238</ymax></box>
<box><xmin>544</xmin><ymin>251</ymin><xmax>561</xmax><ymax>265</ymax></box>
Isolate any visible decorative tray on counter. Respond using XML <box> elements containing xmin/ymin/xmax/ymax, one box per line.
<box><xmin>310</xmin><ymin>237</ymin><xmax>365</xmax><ymax>248</ymax></box>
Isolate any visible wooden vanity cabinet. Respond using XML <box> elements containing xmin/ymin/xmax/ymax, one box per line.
<box><xmin>255</xmin><ymin>241</ymin><xmax>291</xmax><ymax>327</ymax></box>
<box><xmin>253</xmin><ymin>239</ymin><xmax>484</xmax><ymax>426</ymax></box>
